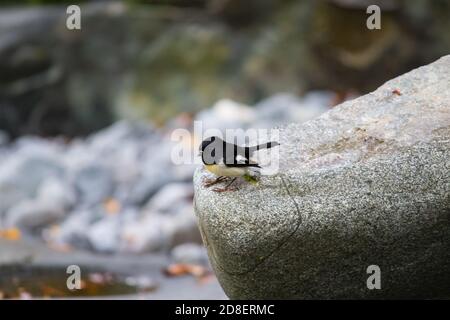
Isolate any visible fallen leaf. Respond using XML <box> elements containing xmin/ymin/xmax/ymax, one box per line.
<box><xmin>163</xmin><ymin>264</ymin><xmax>187</xmax><ymax>276</ymax></box>
<box><xmin>79</xmin><ymin>280</ymin><xmax>87</xmax><ymax>290</ymax></box>
<box><xmin>48</xmin><ymin>224</ymin><xmax>61</xmax><ymax>236</ymax></box>
<box><xmin>88</xmin><ymin>272</ymin><xmax>113</xmax><ymax>284</ymax></box>
<box><xmin>47</xmin><ymin>242</ymin><xmax>73</xmax><ymax>253</ymax></box>
<box><xmin>0</xmin><ymin>228</ymin><xmax>21</xmax><ymax>241</ymax></box>
<box><xmin>41</xmin><ymin>285</ymin><xmax>65</xmax><ymax>297</ymax></box>
<box><xmin>163</xmin><ymin>263</ymin><xmax>210</xmax><ymax>279</ymax></box>
<box><xmin>103</xmin><ymin>198</ymin><xmax>121</xmax><ymax>215</ymax></box>
<box><xmin>197</xmin><ymin>273</ymin><xmax>214</xmax><ymax>285</ymax></box>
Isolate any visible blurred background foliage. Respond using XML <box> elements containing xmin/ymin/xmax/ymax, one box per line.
<box><xmin>0</xmin><ymin>0</ymin><xmax>449</xmax><ymax>137</ymax></box>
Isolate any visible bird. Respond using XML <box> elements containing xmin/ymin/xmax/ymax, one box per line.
<box><xmin>198</xmin><ymin>136</ymin><xmax>280</xmax><ymax>192</ymax></box>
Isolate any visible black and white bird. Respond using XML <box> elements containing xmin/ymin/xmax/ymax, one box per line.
<box><xmin>199</xmin><ymin>136</ymin><xmax>279</xmax><ymax>192</ymax></box>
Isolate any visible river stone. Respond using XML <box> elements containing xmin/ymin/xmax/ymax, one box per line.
<box><xmin>193</xmin><ymin>55</ymin><xmax>450</xmax><ymax>299</ymax></box>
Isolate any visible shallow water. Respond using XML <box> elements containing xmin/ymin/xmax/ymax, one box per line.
<box><xmin>0</xmin><ymin>265</ymin><xmax>157</xmax><ymax>299</ymax></box>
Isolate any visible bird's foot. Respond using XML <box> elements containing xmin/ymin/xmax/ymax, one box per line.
<box><xmin>203</xmin><ymin>176</ymin><xmax>227</xmax><ymax>188</ymax></box>
<box><xmin>243</xmin><ymin>174</ymin><xmax>259</xmax><ymax>184</ymax></box>
<box><xmin>212</xmin><ymin>177</ymin><xmax>238</xmax><ymax>192</ymax></box>
<box><xmin>212</xmin><ymin>186</ymin><xmax>238</xmax><ymax>193</ymax></box>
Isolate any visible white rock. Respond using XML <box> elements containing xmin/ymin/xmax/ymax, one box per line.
<box><xmin>196</xmin><ymin>99</ymin><xmax>257</xmax><ymax>133</ymax></box>
<box><xmin>144</xmin><ymin>182</ymin><xmax>193</xmax><ymax>214</ymax></box>
<box><xmin>0</xmin><ymin>153</ymin><xmax>64</xmax><ymax>214</ymax></box>
<box><xmin>171</xmin><ymin>243</ymin><xmax>209</xmax><ymax>265</ymax></box>
<box><xmin>36</xmin><ymin>177</ymin><xmax>76</xmax><ymax>210</ymax></box>
<box><xmin>169</xmin><ymin>205</ymin><xmax>202</xmax><ymax>247</ymax></box>
<box><xmin>108</xmin><ymin>142</ymin><xmax>141</xmax><ymax>184</ymax></box>
<box><xmin>171</xmin><ymin>162</ymin><xmax>197</xmax><ymax>182</ymax></box>
<box><xmin>254</xmin><ymin>92</ymin><xmax>331</xmax><ymax>129</ymax></box>
<box><xmin>63</xmin><ymin>139</ymin><xmax>99</xmax><ymax>173</ymax></box>
<box><xmin>119</xmin><ymin>215</ymin><xmax>171</xmax><ymax>253</ymax></box>
<box><xmin>87</xmin><ymin>120</ymin><xmax>154</xmax><ymax>152</ymax></box>
<box><xmin>127</xmin><ymin>142</ymin><xmax>175</xmax><ymax>205</ymax></box>
<box><xmin>87</xmin><ymin>216</ymin><xmax>120</xmax><ymax>253</ymax></box>
<box><xmin>128</xmin><ymin>171</ymin><xmax>173</xmax><ymax>206</ymax></box>
<box><xmin>120</xmin><ymin>204</ymin><xmax>200</xmax><ymax>253</ymax></box>
<box><xmin>5</xmin><ymin>199</ymin><xmax>66</xmax><ymax>229</ymax></box>
<box><xmin>74</xmin><ymin>164</ymin><xmax>114</xmax><ymax>205</ymax></box>
<box><xmin>43</xmin><ymin>210</ymin><xmax>92</xmax><ymax>249</ymax></box>
<box><xmin>14</xmin><ymin>136</ymin><xmax>65</xmax><ymax>158</ymax></box>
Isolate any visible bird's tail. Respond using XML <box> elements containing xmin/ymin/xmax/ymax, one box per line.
<box><xmin>248</xmin><ymin>141</ymin><xmax>280</xmax><ymax>154</ymax></box>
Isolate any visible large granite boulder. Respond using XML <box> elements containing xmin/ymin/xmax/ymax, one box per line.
<box><xmin>193</xmin><ymin>55</ymin><xmax>450</xmax><ymax>299</ymax></box>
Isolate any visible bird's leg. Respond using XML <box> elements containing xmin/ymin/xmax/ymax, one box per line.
<box><xmin>213</xmin><ymin>177</ymin><xmax>237</xmax><ymax>193</ymax></box>
<box><xmin>203</xmin><ymin>176</ymin><xmax>227</xmax><ymax>187</ymax></box>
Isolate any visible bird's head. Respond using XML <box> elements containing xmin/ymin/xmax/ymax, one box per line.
<box><xmin>199</xmin><ymin>136</ymin><xmax>218</xmax><ymax>154</ymax></box>
<box><xmin>198</xmin><ymin>136</ymin><xmax>223</xmax><ymax>165</ymax></box>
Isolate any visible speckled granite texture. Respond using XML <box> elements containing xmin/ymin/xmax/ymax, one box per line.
<box><xmin>194</xmin><ymin>55</ymin><xmax>450</xmax><ymax>299</ymax></box>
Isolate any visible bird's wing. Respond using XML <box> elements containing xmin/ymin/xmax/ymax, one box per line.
<box><xmin>225</xmin><ymin>153</ymin><xmax>261</xmax><ymax>168</ymax></box>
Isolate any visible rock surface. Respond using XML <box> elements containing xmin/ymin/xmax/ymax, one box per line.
<box><xmin>194</xmin><ymin>55</ymin><xmax>450</xmax><ymax>299</ymax></box>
